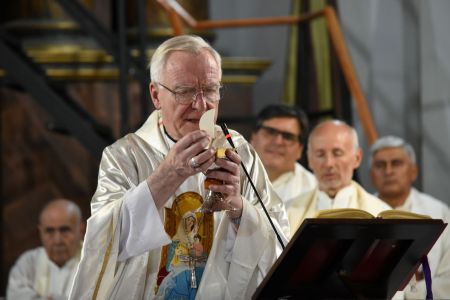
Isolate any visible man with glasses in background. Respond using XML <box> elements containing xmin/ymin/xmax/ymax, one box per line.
<box><xmin>69</xmin><ymin>35</ymin><xmax>288</xmax><ymax>300</ymax></box>
<box><xmin>251</xmin><ymin>104</ymin><xmax>317</xmax><ymax>210</ymax></box>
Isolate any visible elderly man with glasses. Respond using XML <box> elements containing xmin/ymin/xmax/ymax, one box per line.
<box><xmin>251</xmin><ymin>104</ymin><xmax>317</xmax><ymax>210</ymax></box>
<box><xmin>7</xmin><ymin>199</ymin><xmax>84</xmax><ymax>300</ymax></box>
<box><xmin>369</xmin><ymin>135</ymin><xmax>450</xmax><ymax>299</ymax></box>
<box><xmin>69</xmin><ymin>35</ymin><xmax>288</xmax><ymax>300</ymax></box>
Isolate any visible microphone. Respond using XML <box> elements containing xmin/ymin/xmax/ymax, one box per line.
<box><xmin>220</xmin><ymin>123</ymin><xmax>285</xmax><ymax>249</ymax></box>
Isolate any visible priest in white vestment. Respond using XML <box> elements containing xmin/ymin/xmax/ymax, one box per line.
<box><xmin>7</xmin><ymin>199</ymin><xmax>84</xmax><ymax>300</ymax></box>
<box><xmin>287</xmin><ymin>120</ymin><xmax>390</xmax><ymax>236</ymax></box>
<box><xmin>69</xmin><ymin>35</ymin><xmax>288</xmax><ymax>300</ymax></box>
<box><xmin>250</xmin><ymin>104</ymin><xmax>317</xmax><ymax>210</ymax></box>
<box><xmin>370</xmin><ymin>135</ymin><xmax>450</xmax><ymax>299</ymax></box>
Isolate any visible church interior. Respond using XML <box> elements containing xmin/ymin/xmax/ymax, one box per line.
<box><xmin>1</xmin><ymin>0</ymin><xmax>449</xmax><ymax>295</ymax></box>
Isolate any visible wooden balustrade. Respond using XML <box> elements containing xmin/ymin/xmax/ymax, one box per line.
<box><xmin>156</xmin><ymin>0</ymin><xmax>379</xmax><ymax>144</ymax></box>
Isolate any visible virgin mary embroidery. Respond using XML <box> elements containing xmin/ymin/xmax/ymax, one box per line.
<box><xmin>156</xmin><ymin>192</ymin><xmax>213</xmax><ymax>299</ymax></box>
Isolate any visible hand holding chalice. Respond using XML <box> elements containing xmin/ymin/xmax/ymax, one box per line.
<box><xmin>196</xmin><ymin>109</ymin><xmax>242</xmax><ymax>214</ymax></box>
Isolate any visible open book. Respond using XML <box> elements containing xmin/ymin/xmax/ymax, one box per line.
<box><xmin>315</xmin><ymin>208</ymin><xmax>432</xmax><ymax>219</ymax></box>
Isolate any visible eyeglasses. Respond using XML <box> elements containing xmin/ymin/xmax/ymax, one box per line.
<box><xmin>259</xmin><ymin>125</ymin><xmax>300</xmax><ymax>145</ymax></box>
<box><xmin>157</xmin><ymin>82</ymin><xmax>223</xmax><ymax>104</ymax></box>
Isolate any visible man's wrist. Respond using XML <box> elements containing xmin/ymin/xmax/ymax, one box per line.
<box><xmin>227</xmin><ymin>200</ymin><xmax>243</xmax><ymax>223</ymax></box>
<box><xmin>147</xmin><ymin>163</ymin><xmax>185</xmax><ymax>209</ymax></box>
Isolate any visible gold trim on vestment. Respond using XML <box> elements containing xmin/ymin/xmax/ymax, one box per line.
<box><xmin>92</xmin><ymin>221</ymin><xmax>114</xmax><ymax>300</ymax></box>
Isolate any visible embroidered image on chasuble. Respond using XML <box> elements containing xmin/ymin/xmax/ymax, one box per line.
<box><xmin>156</xmin><ymin>191</ymin><xmax>213</xmax><ymax>299</ymax></box>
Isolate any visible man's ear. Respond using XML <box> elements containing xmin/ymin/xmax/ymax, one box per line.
<box><xmin>354</xmin><ymin>148</ymin><xmax>363</xmax><ymax>169</ymax></box>
<box><xmin>296</xmin><ymin>143</ymin><xmax>304</xmax><ymax>161</ymax></box>
<box><xmin>79</xmin><ymin>222</ymin><xmax>86</xmax><ymax>239</ymax></box>
<box><xmin>250</xmin><ymin>132</ymin><xmax>256</xmax><ymax>144</ymax></box>
<box><xmin>37</xmin><ymin>224</ymin><xmax>44</xmax><ymax>240</ymax></box>
<box><xmin>149</xmin><ymin>82</ymin><xmax>161</xmax><ymax>109</ymax></box>
<box><xmin>410</xmin><ymin>163</ymin><xmax>419</xmax><ymax>182</ymax></box>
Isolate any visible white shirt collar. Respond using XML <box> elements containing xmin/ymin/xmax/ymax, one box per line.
<box><xmin>395</xmin><ymin>188</ymin><xmax>413</xmax><ymax>211</ymax></box>
<box><xmin>272</xmin><ymin>169</ymin><xmax>295</xmax><ymax>188</ymax></box>
<box><xmin>317</xmin><ymin>184</ymin><xmax>355</xmax><ymax>211</ymax></box>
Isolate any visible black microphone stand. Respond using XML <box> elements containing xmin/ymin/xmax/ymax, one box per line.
<box><xmin>220</xmin><ymin>123</ymin><xmax>285</xmax><ymax>250</ymax></box>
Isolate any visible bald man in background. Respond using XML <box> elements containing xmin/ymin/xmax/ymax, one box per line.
<box><xmin>7</xmin><ymin>199</ymin><xmax>85</xmax><ymax>300</ymax></box>
<box><xmin>287</xmin><ymin>120</ymin><xmax>390</xmax><ymax>235</ymax></box>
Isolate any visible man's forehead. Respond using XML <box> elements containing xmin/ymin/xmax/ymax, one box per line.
<box><xmin>40</xmin><ymin>210</ymin><xmax>77</xmax><ymax>226</ymax></box>
<box><xmin>165</xmin><ymin>50</ymin><xmax>219</xmax><ymax>71</ymax></box>
<box><xmin>311</xmin><ymin>133</ymin><xmax>353</xmax><ymax>149</ymax></box>
<box><xmin>374</xmin><ymin>147</ymin><xmax>409</xmax><ymax>160</ymax></box>
<box><xmin>263</xmin><ymin>117</ymin><xmax>300</xmax><ymax>133</ymax></box>
<box><xmin>40</xmin><ymin>218</ymin><xmax>75</xmax><ymax>227</ymax></box>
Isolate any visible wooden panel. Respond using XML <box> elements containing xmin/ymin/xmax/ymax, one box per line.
<box><xmin>0</xmin><ymin>87</ymin><xmax>98</xmax><ymax>292</ymax></box>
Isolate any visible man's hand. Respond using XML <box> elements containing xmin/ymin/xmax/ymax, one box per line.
<box><xmin>205</xmin><ymin>149</ymin><xmax>243</xmax><ymax>219</ymax></box>
<box><xmin>167</xmin><ymin>130</ymin><xmax>216</xmax><ymax>177</ymax></box>
<box><xmin>148</xmin><ymin>130</ymin><xmax>216</xmax><ymax>208</ymax></box>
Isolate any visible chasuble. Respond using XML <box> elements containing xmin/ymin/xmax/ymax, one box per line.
<box><xmin>69</xmin><ymin>110</ymin><xmax>289</xmax><ymax>300</ymax></box>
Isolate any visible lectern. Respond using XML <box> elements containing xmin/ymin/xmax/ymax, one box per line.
<box><xmin>253</xmin><ymin>218</ymin><xmax>446</xmax><ymax>300</ymax></box>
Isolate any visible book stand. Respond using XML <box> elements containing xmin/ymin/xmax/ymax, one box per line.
<box><xmin>253</xmin><ymin>218</ymin><xmax>446</xmax><ymax>299</ymax></box>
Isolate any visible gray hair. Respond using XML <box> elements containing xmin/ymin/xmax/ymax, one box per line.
<box><xmin>369</xmin><ymin>135</ymin><xmax>416</xmax><ymax>166</ymax></box>
<box><xmin>149</xmin><ymin>35</ymin><xmax>222</xmax><ymax>82</ymax></box>
<box><xmin>308</xmin><ymin>119</ymin><xmax>360</xmax><ymax>151</ymax></box>
<box><xmin>39</xmin><ymin>198</ymin><xmax>83</xmax><ymax>224</ymax></box>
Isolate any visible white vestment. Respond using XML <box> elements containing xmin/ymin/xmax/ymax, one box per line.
<box><xmin>394</xmin><ymin>188</ymin><xmax>450</xmax><ymax>300</ymax></box>
<box><xmin>272</xmin><ymin>162</ymin><xmax>317</xmax><ymax>211</ymax></box>
<box><xmin>287</xmin><ymin>181</ymin><xmax>391</xmax><ymax>237</ymax></box>
<box><xmin>69</xmin><ymin>111</ymin><xmax>289</xmax><ymax>300</ymax></box>
<box><xmin>7</xmin><ymin>247</ymin><xmax>80</xmax><ymax>300</ymax></box>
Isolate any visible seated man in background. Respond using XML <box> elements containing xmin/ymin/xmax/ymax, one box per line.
<box><xmin>370</xmin><ymin>135</ymin><xmax>450</xmax><ymax>299</ymax></box>
<box><xmin>7</xmin><ymin>199</ymin><xmax>84</xmax><ymax>300</ymax></box>
<box><xmin>251</xmin><ymin>104</ymin><xmax>316</xmax><ymax>209</ymax></box>
<box><xmin>288</xmin><ymin>120</ymin><xmax>390</xmax><ymax>235</ymax></box>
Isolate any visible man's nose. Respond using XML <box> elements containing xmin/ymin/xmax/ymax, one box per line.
<box><xmin>52</xmin><ymin>231</ymin><xmax>63</xmax><ymax>243</ymax></box>
<box><xmin>273</xmin><ymin>133</ymin><xmax>285</xmax><ymax>144</ymax></box>
<box><xmin>385</xmin><ymin>163</ymin><xmax>394</xmax><ymax>174</ymax></box>
<box><xmin>192</xmin><ymin>91</ymin><xmax>207</xmax><ymax>110</ymax></box>
<box><xmin>323</xmin><ymin>154</ymin><xmax>335</xmax><ymax>166</ymax></box>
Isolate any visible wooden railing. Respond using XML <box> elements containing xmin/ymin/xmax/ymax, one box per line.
<box><xmin>156</xmin><ymin>0</ymin><xmax>378</xmax><ymax>144</ymax></box>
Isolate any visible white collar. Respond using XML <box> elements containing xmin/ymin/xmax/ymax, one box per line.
<box><xmin>317</xmin><ymin>184</ymin><xmax>355</xmax><ymax>210</ymax></box>
<box><xmin>394</xmin><ymin>188</ymin><xmax>414</xmax><ymax>211</ymax></box>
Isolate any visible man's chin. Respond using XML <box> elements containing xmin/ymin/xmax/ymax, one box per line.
<box><xmin>380</xmin><ymin>187</ymin><xmax>402</xmax><ymax>197</ymax></box>
<box><xmin>181</xmin><ymin>123</ymin><xmax>200</xmax><ymax>135</ymax></box>
<box><xmin>262</xmin><ymin>154</ymin><xmax>284</xmax><ymax>166</ymax></box>
<box><xmin>319</xmin><ymin>180</ymin><xmax>341</xmax><ymax>192</ymax></box>
<box><xmin>320</xmin><ymin>176</ymin><xmax>339</xmax><ymax>185</ymax></box>
<box><xmin>51</xmin><ymin>255</ymin><xmax>69</xmax><ymax>265</ymax></box>
<box><xmin>379</xmin><ymin>182</ymin><xmax>400</xmax><ymax>189</ymax></box>
<box><xmin>264</xmin><ymin>151</ymin><xmax>284</xmax><ymax>158</ymax></box>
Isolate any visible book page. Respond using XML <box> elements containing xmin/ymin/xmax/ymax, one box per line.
<box><xmin>315</xmin><ymin>208</ymin><xmax>374</xmax><ymax>219</ymax></box>
<box><xmin>377</xmin><ymin>210</ymin><xmax>431</xmax><ymax>219</ymax></box>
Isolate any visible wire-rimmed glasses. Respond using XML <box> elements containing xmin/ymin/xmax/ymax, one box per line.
<box><xmin>157</xmin><ymin>82</ymin><xmax>223</xmax><ymax>104</ymax></box>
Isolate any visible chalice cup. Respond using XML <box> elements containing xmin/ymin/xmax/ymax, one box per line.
<box><xmin>197</xmin><ymin>148</ymin><xmax>240</xmax><ymax>213</ymax></box>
